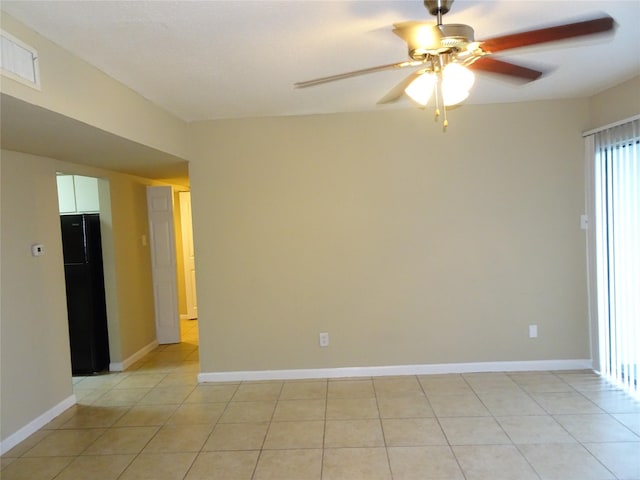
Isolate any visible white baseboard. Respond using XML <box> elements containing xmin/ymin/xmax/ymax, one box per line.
<box><xmin>197</xmin><ymin>359</ymin><xmax>592</xmax><ymax>383</ymax></box>
<box><xmin>0</xmin><ymin>394</ymin><xmax>76</xmax><ymax>455</ymax></box>
<box><xmin>109</xmin><ymin>339</ymin><xmax>159</xmax><ymax>372</ymax></box>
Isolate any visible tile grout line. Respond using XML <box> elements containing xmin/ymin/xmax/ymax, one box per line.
<box><xmin>249</xmin><ymin>379</ymin><xmax>285</xmax><ymax>480</ymax></box>
<box><xmin>417</xmin><ymin>374</ymin><xmax>471</xmax><ymax>480</ymax></box>
<box><xmin>320</xmin><ymin>378</ymin><xmax>328</xmax><ymax>480</ymax></box>
<box><xmin>372</xmin><ymin>376</ymin><xmax>393</xmax><ymax>480</ymax></box>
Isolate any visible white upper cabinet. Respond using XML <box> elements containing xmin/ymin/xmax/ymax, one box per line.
<box><xmin>74</xmin><ymin>176</ymin><xmax>99</xmax><ymax>212</ymax></box>
<box><xmin>56</xmin><ymin>175</ymin><xmax>76</xmax><ymax>213</ymax></box>
<box><xmin>57</xmin><ymin>175</ymin><xmax>100</xmax><ymax>213</ymax></box>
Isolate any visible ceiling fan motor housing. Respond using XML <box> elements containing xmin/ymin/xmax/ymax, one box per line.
<box><xmin>407</xmin><ymin>23</ymin><xmax>474</xmax><ymax>60</ymax></box>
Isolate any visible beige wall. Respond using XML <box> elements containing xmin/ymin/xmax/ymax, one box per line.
<box><xmin>190</xmin><ymin>99</ymin><xmax>592</xmax><ymax>373</ymax></box>
<box><xmin>1</xmin><ymin>150</ymin><xmax>73</xmax><ymax>440</ymax></box>
<box><xmin>0</xmin><ymin>13</ymin><xmax>189</xmax><ymax>160</ymax></box>
<box><xmin>587</xmin><ymin>75</ymin><xmax>640</xmax><ymax>130</ymax></box>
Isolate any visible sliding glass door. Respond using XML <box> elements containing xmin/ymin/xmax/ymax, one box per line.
<box><xmin>587</xmin><ymin>117</ymin><xmax>639</xmax><ymax>394</ymax></box>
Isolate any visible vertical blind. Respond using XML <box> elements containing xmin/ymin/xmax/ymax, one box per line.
<box><xmin>592</xmin><ymin>118</ymin><xmax>639</xmax><ymax>393</ymax></box>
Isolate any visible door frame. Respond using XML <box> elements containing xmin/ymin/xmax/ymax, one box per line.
<box><xmin>179</xmin><ymin>191</ymin><xmax>198</xmax><ymax>320</ymax></box>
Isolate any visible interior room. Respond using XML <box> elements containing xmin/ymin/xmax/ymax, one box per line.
<box><xmin>1</xmin><ymin>1</ymin><xmax>639</xmax><ymax>479</ymax></box>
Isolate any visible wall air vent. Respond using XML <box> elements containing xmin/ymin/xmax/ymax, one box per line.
<box><xmin>0</xmin><ymin>30</ymin><xmax>40</xmax><ymax>89</ymax></box>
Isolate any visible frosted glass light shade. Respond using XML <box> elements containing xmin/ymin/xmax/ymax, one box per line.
<box><xmin>442</xmin><ymin>63</ymin><xmax>475</xmax><ymax>106</ymax></box>
<box><xmin>442</xmin><ymin>87</ymin><xmax>470</xmax><ymax>106</ymax></box>
<box><xmin>405</xmin><ymin>72</ymin><xmax>437</xmax><ymax>106</ymax></box>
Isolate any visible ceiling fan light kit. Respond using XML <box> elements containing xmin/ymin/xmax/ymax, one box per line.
<box><xmin>404</xmin><ymin>61</ymin><xmax>475</xmax><ymax>128</ymax></box>
<box><xmin>294</xmin><ymin>0</ymin><xmax>615</xmax><ymax>130</ymax></box>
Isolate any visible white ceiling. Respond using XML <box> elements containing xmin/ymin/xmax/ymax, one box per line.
<box><xmin>2</xmin><ymin>0</ymin><xmax>639</xmax><ymax>123</ymax></box>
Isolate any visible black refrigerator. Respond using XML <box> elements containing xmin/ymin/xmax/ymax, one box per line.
<box><xmin>61</xmin><ymin>214</ymin><xmax>110</xmax><ymax>374</ymax></box>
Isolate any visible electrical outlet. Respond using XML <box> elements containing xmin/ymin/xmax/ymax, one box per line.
<box><xmin>319</xmin><ymin>332</ymin><xmax>329</xmax><ymax>347</ymax></box>
<box><xmin>529</xmin><ymin>324</ymin><xmax>538</xmax><ymax>338</ymax></box>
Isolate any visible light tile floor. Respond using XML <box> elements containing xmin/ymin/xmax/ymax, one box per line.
<box><xmin>2</xmin><ymin>320</ymin><xmax>640</xmax><ymax>479</ymax></box>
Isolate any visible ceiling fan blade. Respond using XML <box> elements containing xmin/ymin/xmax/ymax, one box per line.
<box><xmin>377</xmin><ymin>70</ymin><xmax>424</xmax><ymax>104</ymax></box>
<box><xmin>469</xmin><ymin>57</ymin><xmax>544</xmax><ymax>82</ymax></box>
<box><xmin>294</xmin><ymin>60</ymin><xmax>423</xmax><ymax>88</ymax></box>
<box><xmin>480</xmin><ymin>16</ymin><xmax>614</xmax><ymax>53</ymax></box>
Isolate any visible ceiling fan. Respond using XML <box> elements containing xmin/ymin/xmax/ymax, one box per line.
<box><xmin>294</xmin><ymin>0</ymin><xmax>615</xmax><ymax>128</ymax></box>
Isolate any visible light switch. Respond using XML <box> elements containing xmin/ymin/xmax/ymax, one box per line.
<box><xmin>31</xmin><ymin>244</ymin><xmax>45</xmax><ymax>256</ymax></box>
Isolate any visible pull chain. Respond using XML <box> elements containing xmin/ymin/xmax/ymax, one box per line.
<box><xmin>434</xmin><ymin>78</ymin><xmax>441</xmax><ymax>121</ymax></box>
<box><xmin>436</xmin><ymin>56</ymin><xmax>448</xmax><ymax>131</ymax></box>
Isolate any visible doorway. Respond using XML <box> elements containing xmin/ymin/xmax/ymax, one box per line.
<box><xmin>179</xmin><ymin>191</ymin><xmax>198</xmax><ymax>321</ymax></box>
<box><xmin>147</xmin><ymin>186</ymin><xmax>199</xmax><ymax>345</ymax></box>
<box><xmin>57</xmin><ymin>177</ymin><xmax>198</xmax><ymax>375</ymax></box>
<box><xmin>56</xmin><ymin>173</ymin><xmax>114</xmax><ymax>375</ymax></box>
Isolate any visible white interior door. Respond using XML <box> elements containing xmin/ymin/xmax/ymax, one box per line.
<box><xmin>179</xmin><ymin>191</ymin><xmax>198</xmax><ymax>319</ymax></box>
<box><xmin>147</xmin><ymin>186</ymin><xmax>180</xmax><ymax>344</ymax></box>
